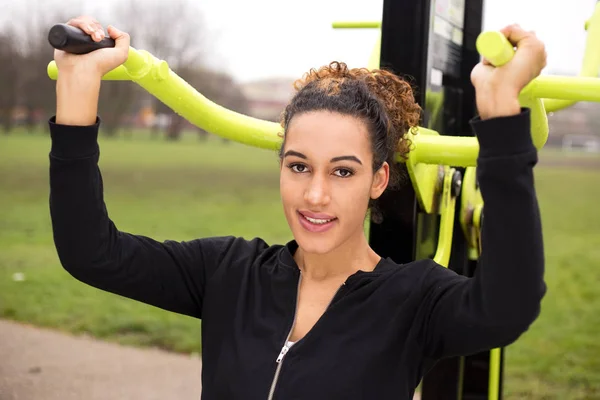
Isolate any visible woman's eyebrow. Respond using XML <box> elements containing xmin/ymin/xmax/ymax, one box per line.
<box><xmin>330</xmin><ymin>155</ymin><xmax>362</xmax><ymax>165</ymax></box>
<box><xmin>283</xmin><ymin>150</ymin><xmax>307</xmax><ymax>159</ymax></box>
<box><xmin>283</xmin><ymin>151</ymin><xmax>362</xmax><ymax>165</ymax></box>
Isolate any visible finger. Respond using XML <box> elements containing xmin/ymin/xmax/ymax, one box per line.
<box><xmin>91</xmin><ymin>21</ymin><xmax>105</xmax><ymax>42</ymax></box>
<box><xmin>66</xmin><ymin>18</ymin><xmax>92</xmax><ymax>34</ymax></box>
<box><xmin>470</xmin><ymin>62</ymin><xmax>493</xmax><ymax>86</ymax></box>
<box><xmin>67</xmin><ymin>16</ymin><xmax>100</xmax><ymax>39</ymax></box>
<box><xmin>543</xmin><ymin>50</ymin><xmax>548</xmax><ymax>68</ymax></box>
<box><xmin>482</xmin><ymin>57</ymin><xmax>492</xmax><ymax>66</ymax></box>
<box><xmin>80</xmin><ymin>18</ymin><xmax>105</xmax><ymax>42</ymax></box>
<box><xmin>107</xmin><ymin>25</ymin><xmax>130</xmax><ymax>53</ymax></box>
<box><xmin>499</xmin><ymin>24</ymin><xmax>532</xmax><ymax>48</ymax></box>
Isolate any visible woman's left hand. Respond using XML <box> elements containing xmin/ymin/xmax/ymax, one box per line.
<box><xmin>471</xmin><ymin>24</ymin><xmax>547</xmax><ymax>120</ymax></box>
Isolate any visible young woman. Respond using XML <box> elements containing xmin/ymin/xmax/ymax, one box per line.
<box><xmin>49</xmin><ymin>16</ymin><xmax>547</xmax><ymax>399</ymax></box>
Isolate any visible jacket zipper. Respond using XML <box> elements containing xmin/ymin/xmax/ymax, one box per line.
<box><xmin>266</xmin><ymin>275</ymin><xmax>345</xmax><ymax>400</ymax></box>
<box><xmin>267</xmin><ymin>273</ymin><xmax>302</xmax><ymax>400</ymax></box>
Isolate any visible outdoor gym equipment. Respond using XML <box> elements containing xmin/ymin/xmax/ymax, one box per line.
<box><xmin>46</xmin><ymin>1</ymin><xmax>600</xmax><ymax>399</ymax></box>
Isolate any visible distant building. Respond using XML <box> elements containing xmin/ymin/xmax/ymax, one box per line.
<box><xmin>241</xmin><ymin>78</ymin><xmax>296</xmax><ymax>122</ymax></box>
<box><xmin>562</xmin><ymin>134</ymin><xmax>600</xmax><ymax>152</ymax></box>
<box><xmin>547</xmin><ymin>101</ymin><xmax>600</xmax><ymax>152</ymax></box>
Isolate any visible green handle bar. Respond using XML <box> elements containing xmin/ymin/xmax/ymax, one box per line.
<box><xmin>475</xmin><ymin>12</ymin><xmax>600</xmax><ymax>148</ymax></box>
<box><xmin>46</xmin><ymin>38</ymin><xmax>551</xmax><ymax>164</ymax></box>
<box><xmin>475</xmin><ymin>31</ymin><xmax>549</xmax><ymax>149</ymax></box>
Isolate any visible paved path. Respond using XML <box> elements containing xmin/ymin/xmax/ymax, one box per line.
<box><xmin>0</xmin><ymin>319</ymin><xmax>202</xmax><ymax>400</ymax></box>
<box><xmin>0</xmin><ymin>319</ymin><xmax>422</xmax><ymax>399</ymax></box>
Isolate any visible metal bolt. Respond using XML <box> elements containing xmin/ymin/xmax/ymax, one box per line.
<box><xmin>451</xmin><ymin>170</ymin><xmax>462</xmax><ymax>197</ymax></box>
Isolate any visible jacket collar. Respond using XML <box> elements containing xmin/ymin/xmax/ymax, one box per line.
<box><xmin>277</xmin><ymin>240</ymin><xmax>396</xmax><ymax>275</ymax></box>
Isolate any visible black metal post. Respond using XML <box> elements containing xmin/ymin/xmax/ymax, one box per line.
<box><xmin>374</xmin><ymin>0</ymin><xmax>504</xmax><ymax>399</ymax></box>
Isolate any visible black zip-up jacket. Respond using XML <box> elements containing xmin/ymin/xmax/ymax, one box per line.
<box><xmin>48</xmin><ymin>109</ymin><xmax>545</xmax><ymax>399</ymax></box>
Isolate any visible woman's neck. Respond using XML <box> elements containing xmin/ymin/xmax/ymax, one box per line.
<box><xmin>293</xmin><ymin>231</ymin><xmax>381</xmax><ymax>281</ymax></box>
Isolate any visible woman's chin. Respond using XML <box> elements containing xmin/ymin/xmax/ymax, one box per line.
<box><xmin>294</xmin><ymin>236</ymin><xmax>336</xmax><ymax>255</ymax></box>
<box><xmin>290</xmin><ymin>226</ymin><xmax>338</xmax><ymax>255</ymax></box>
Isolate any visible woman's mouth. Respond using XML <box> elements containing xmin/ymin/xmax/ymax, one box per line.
<box><xmin>297</xmin><ymin>211</ymin><xmax>337</xmax><ymax>233</ymax></box>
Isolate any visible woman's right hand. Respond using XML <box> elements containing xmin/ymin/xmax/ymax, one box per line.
<box><xmin>54</xmin><ymin>16</ymin><xmax>130</xmax><ymax>78</ymax></box>
<box><xmin>54</xmin><ymin>16</ymin><xmax>130</xmax><ymax>125</ymax></box>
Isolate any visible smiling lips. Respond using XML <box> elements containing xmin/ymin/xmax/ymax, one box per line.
<box><xmin>297</xmin><ymin>211</ymin><xmax>337</xmax><ymax>233</ymax></box>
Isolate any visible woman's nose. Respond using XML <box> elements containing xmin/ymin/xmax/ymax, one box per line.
<box><xmin>304</xmin><ymin>175</ymin><xmax>331</xmax><ymax>206</ymax></box>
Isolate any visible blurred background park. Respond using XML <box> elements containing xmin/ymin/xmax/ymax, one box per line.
<box><xmin>1</xmin><ymin>0</ymin><xmax>599</xmax><ymax>399</ymax></box>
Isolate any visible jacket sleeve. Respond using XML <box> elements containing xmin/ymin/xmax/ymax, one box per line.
<box><xmin>419</xmin><ymin>109</ymin><xmax>546</xmax><ymax>359</ymax></box>
<box><xmin>48</xmin><ymin>117</ymin><xmax>268</xmax><ymax>319</ymax></box>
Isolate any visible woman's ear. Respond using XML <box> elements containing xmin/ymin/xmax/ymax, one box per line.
<box><xmin>371</xmin><ymin>162</ymin><xmax>390</xmax><ymax>200</ymax></box>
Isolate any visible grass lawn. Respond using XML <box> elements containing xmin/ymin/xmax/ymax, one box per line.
<box><xmin>1</xmin><ymin>130</ymin><xmax>599</xmax><ymax>398</ymax></box>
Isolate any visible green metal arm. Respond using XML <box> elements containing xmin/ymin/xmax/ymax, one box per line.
<box><xmin>331</xmin><ymin>21</ymin><xmax>380</xmax><ymax>29</ymax></box>
<box><xmin>49</xmin><ymin>49</ymin><xmax>283</xmax><ymax>150</ymax></box>
<box><xmin>433</xmin><ymin>166</ymin><xmax>459</xmax><ymax>267</ymax></box>
<box><xmin>331</xmin><ymin>21</ymin><xmax>381</xmax><ymax>70</ymax></box>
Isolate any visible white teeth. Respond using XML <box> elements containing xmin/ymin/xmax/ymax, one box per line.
<box><xmin>304</xmin><ymin>215</ymin><xmax>333</xmax><ymax>224</ymax></box>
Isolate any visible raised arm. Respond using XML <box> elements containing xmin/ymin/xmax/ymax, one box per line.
<box><xmin>419</xmin><ymin>25</ymin><xmax>548</xmax><ymax>359</ymax></box>
<box><xmin>49</xmin><ymin>16</ymin><xmax>267</xmax><ymax>318</ymax></box>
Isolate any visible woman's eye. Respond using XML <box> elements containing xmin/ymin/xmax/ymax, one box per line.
<box><xmin>334</xmin><ymin>168</ymin><xmax>353</xmax><ymax>178</ymax></box>
<box><xmin>290</xmin><ymin>164</ymin><xmax>308</xmax><ymax>173</ymax></box>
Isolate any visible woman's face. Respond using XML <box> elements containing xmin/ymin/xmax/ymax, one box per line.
<box><xmin>280</xmin><ymin>111</ymin><xmax>389</xmax><ymax>255</ymax></box>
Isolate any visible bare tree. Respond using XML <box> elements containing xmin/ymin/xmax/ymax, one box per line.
<box><xmin>113</xmin><ymin>0</ymin><xmax>210</xmax><ymax>140</ymax></box>
<box><xmin>115</xmin><ymin>0</ymin><xmax>207</xmax><ymax>69</ymax></box>
<box><xmin>0</xmin><ymin>29</ymin><xmax>20</xmax><ymax>133</ymax></box>
<box><xmin>18</xmin><ymin>23</ymin><xmax>62</xmax><ymax>131</ymax></box>
<box><xmin>0</xmin><ymin>0</ymin><xmax>245</xmax><ymax>139</ymax></box>
<box><xmin>97</xmin><ymin>82</ymin><xmax>140</xmax><ymax>137</ymax></box>
<box><xmin>4</xmin><ymin>2</ymin><xmax>84</xmax><ymax>131</ymax></box>
<box><xmin>0</xmin><ymin>0</ymin><xmax>139</xmax><ymax>136</ymax></box>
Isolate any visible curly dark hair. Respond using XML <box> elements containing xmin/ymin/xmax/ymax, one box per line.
<box><xmin>279</xmin><ymin>61</ymin><xmax>422</xmax><ymax>223</ymax></box>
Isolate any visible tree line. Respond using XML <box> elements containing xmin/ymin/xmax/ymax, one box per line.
<box><xmin>0</xmin><ymin>0</ymin><xmax>249</xmax><ymax>140</ymax></box>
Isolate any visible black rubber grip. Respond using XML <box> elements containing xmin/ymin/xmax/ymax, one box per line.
<box><xmin>48</xmin><ymin>23</ymin><xmax>115</xmax><ymax>54</ymax></box>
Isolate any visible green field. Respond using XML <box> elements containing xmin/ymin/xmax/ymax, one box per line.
<box><xmin>1</xmin><ymin>131</ymin><xmax>599</xmax><ymax>399</ymax></box>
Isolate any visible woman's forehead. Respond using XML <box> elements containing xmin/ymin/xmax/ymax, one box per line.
<box><xmin>285</xmin><ymin>111</ymin><xmax>371</xmax><ymax>157</ymax></box>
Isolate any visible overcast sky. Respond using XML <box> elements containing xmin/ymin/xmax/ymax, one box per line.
<box><xmin>198</xmin><ymin>0</ymin><xmax>597</xmax><ymax>82</ymax></box>
<box><xmin>2</xmin><ymin>0</ymin><xmax>597</xmax><ymax>82</ymax></box>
